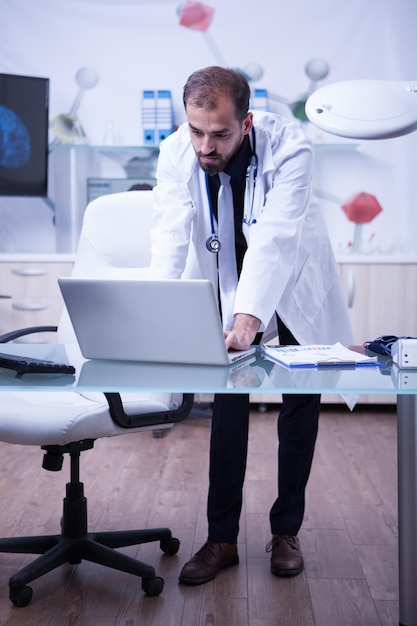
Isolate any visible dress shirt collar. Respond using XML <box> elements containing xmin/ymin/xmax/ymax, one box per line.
<box><xmin>224</xmin><ymin>134</ymin><xmax>252</xmax><ymax>182</ymax></box>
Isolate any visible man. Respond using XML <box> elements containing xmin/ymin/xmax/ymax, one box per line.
<box><xmin>150</xmin><ymin>66</ymin><xmax>353</xmax><ymax>584</ymax></box>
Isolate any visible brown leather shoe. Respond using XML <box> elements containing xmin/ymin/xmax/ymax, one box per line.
<box><xmin>266</xmin><ymin>534</ymin><xmax>304</xmax><ymax>576</ymax></box>
<box><xmin>179</xmin><ymin>540</ymin><xmax>239</xmax><ymax>585</ymax></box>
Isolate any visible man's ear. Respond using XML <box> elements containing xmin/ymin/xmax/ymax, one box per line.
<box><xmin>243</xmin><ymin>112</ymin><xmax>253</xmax><ymax>135</ymax></box>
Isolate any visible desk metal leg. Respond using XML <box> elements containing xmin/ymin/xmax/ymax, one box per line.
<box><xmin>397</xmin><ymin>394</ymin><xmax>417</xmax><ymax>626</ymax></box>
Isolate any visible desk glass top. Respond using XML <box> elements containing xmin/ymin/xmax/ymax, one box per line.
<box><xmin>0</xmin><ymin>343</ymin><xmax>415</xmax><ymax>395</ymax></box>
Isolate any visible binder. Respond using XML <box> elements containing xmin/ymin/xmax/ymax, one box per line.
<box><xmin>252</xmin><ymin>88</ymin><xmax>269</xmax><ymax>111</ymax></box>
<box><xmin>142</xmin><ymin>90</ymin><xmax>156</xmax><ymax>145</ymax></box>
<box><xmin>141</xmin><ymin>89</ymin><xmax>174</xmax><ymax>146</ymax></box>
<box><xmin>156</xmin><ymin>90</ymin><xmax>174</xmax><ymax>143</ymax></box>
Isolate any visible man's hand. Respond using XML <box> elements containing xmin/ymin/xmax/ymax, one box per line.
<box><xmin>224</xmin><ymin>313</ymin><xmax>261</xmax><ymax>351</ymax></box>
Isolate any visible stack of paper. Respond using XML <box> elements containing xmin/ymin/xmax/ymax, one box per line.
<box><xmin>259</xmin><ymin>342</ymin><xmax>380</xmax><ymax>368</ymax></box>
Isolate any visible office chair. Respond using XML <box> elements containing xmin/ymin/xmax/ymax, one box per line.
<box><xmin>0</xmin><ymin>190</ymin><xmax>194</xmax><ymax>606</ymax></box>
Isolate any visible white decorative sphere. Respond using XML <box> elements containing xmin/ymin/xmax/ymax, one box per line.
<box><xmin>75</xmin><ymin>67</ymin><xmax>99</xmax><ymax>90</ymax></box>
<box><xmin>305</xmin><ymin>58</ymin><xmax>329</xmax><ymax>82</ymax></box>
<box><xmin>243</xmin><ymin>62</ymin><xmax>264</xmax><ymax>82</ymax></box>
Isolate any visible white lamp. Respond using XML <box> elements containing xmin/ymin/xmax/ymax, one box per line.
<box><xmin>305</xmin><ymin>79</ymin><xmax>417</xmax><ymax>139</ymax></box>
<box><xmin>51</xmin><ymin>67</ymin><xmax>99</xmax><ymax>144</ymax></box>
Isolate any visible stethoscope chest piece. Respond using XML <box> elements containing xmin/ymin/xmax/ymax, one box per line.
<box><xmin>206</xmin><ymin>234</ymin><xmax>221</xmax><ymax>253</ymax></box>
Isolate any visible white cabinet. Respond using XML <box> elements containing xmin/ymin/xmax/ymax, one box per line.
<box><xmin>0</xmin><ymin>259</ymin><xmax>73</xmax><ymax>341</ymax></box>
<box><xmin>337</xmin><ymin>261</ymin><xmax>417</xmax><ymax>404</ymax></box>
<box><xmin>49</xmin><ymin>145</ymin><xmax>158</xmax><ymax>253</ymax></box>
<box><xmin>339</xmin><ymin>263</ymin><xmax>417</xmax><ymax>342</ymax></box>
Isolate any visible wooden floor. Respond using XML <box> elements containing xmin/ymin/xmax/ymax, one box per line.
<box><xmin>0</xmin><ymin>405</ymin><xmax>399</xmax><ymax>625</ymax></box>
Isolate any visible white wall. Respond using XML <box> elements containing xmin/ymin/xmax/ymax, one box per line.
<box><xmin>1</xmin><ymin>0</ymin><xmax>417</xmax><ymax>254</ymax></box>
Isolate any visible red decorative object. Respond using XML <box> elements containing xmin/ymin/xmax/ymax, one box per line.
<box><xmin>341</xmin><ymin>192</ymin><xmax>383</xmax><ymax>224</ymax></box>
<box><xmin>178</xmin><ymin>1</ymin><xmax>215</xmax><ymax>32</ymax></box>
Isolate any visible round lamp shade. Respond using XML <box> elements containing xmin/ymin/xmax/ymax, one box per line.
<box><xmin>305</xmin><ymin>79</ymin><xmax>417</xmax><ymax>139</ymax></box>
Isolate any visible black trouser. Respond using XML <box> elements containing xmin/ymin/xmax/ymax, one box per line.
<box><xmin>207</xmin><ymin>317</ymin><xmax>321</xmax><ymax>543</ymax></box>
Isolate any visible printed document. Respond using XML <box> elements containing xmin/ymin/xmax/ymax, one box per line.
<box><xmin>259</xmin><ymin>342</ymin><xmax>380</xmax><ymax>368</ymax></box>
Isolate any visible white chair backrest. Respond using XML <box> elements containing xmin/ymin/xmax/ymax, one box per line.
<box><xmin>58</xmin><ymin>190</ymin><xmax>153</xmax><ymax>343</ymax></box>
<box><xmin>72</xmin><ymin>190</ymin><xmax>153</xmax><ymax>277</ymax></box>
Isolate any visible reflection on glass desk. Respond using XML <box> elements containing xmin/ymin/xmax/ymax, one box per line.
<box><xmin>0</xmin><ymin>342</ymin><xmax>417</xmax><ymax>625</ymax></box>
<box><xmin>70</xmin><ymin>355</ymin><xmax>417</xmax><ymax>394</ymax></box>
<box><xmin>0</xmin><ymin>344</ymin><xmax>417</xmax><ymax>394</ymax></box>
<box><xmin>0</xmin><ymin>343</ymin><xmax>415</xmax><ymax>394</ymax></box>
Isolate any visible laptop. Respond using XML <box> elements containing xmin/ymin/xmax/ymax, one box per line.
<box><xmin>58</xmin><ymin>277</ymin><xmax>256</xmax><ymax>366</ymax></box>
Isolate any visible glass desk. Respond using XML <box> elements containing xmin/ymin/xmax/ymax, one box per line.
<box><xmin>1</xmin><ymin>343</ymin><xmax>416</xmax><ymax>626</ymax></box>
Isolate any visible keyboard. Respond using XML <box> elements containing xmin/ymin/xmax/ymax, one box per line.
<box><xmin>0</xmin><ymin>352</ymin><xmax>76</xmax><ymax>375</ymax></box>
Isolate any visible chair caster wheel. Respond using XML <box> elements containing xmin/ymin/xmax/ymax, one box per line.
<box><xmin>160</xmin><ymin>536</ymin><xmax>180</xmax><ymax>555</ymax></box>
<box><xmin>10</xmin><ymin>585</ymin><xmax>33</xmax><ymax>607</ymax></box>
<box><xmin>142</xmin><ymin>576</ymin><xmax>164</xmax><ymax>596</ymax></box>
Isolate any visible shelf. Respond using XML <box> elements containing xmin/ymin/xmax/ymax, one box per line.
<box><xmin>49</xmin><ymin>144</ymin><xmax>159</xmax><ymax>156</ymax></box>
<box><xmin>313</xmin><ymin>141</ymin><xmax>360</xmax><ymax>151</ymax></box>
<box><xmin>335</xmin><ymin>253</ymin><xmax>417</xmax><ymax>264</ymax></box>
<box><xmin>49</xmin><ymin>141</ymin><xmax>359</xmax><ymax>155</ymax></box>
<box><xmin>49</xmin><ymin>144</ymin><xmax>159</xmax><ymax>177</ymax></box>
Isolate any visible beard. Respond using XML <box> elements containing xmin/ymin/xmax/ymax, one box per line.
<box><xmin>197</xmin><ymin>152</ymin><xmax>226</xmax><ymax>175</ymax></box>
<box><xmin>196</xmin><ymin>133</ymin><xmax>245</xmax><ymax>175</ymax></box>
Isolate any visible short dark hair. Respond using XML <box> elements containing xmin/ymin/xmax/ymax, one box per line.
<box><xmin>183</xmin><ymin>66</ymin><xmax>250</xmax><ymax>122</ymax></box>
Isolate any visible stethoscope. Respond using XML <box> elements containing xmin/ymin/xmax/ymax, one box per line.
<box><xmin>205</xmin><ymin>127</ymin><xmax>258</xmax><ymax>253</ymax></box>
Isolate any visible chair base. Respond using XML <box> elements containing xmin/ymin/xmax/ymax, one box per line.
<box><xmin>0</xmin><ymin>445</ymin><xmax>180</xmax><ymax>606</ymax></box>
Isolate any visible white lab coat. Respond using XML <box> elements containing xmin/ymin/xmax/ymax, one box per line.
<box><xmin>150</xmin><ymin>111</ymin><xmax>353</xmax><ymax>346</ymax></box>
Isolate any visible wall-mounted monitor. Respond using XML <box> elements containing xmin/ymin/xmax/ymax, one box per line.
<box><xmin>0</xmin><ymin>72</ymin><xmax>49</xmax><ymax>197</ymax></box>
